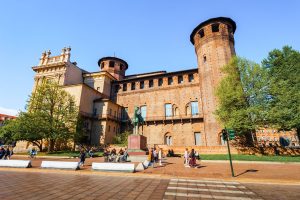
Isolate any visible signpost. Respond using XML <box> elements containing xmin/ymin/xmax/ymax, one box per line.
<box><xmin>222</xmin><ymin>128</ymin><xmax>235</xmax><ymax>177</ymax></box>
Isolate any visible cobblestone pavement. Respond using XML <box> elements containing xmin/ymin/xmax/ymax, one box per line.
<box><xmin>3</xmin><ymin>171</ymin><xmax>293</xmax><ymax>200</ymax></box>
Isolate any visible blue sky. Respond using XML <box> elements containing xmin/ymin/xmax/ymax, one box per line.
<box><xmin>0</xmin><ymin>0</ymin><xmax>299</xmax><ymax>114</ymax></box>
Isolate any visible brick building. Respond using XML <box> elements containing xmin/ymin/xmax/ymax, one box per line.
<box><xmin>31</xmin><ymin>17</ymin><xmax>237</xmax><ymax>147</ymax></box>
<box><xmin>0</xmin><ymin>113</ymin><xmax>16</xmax><ymax>127</ymax></box>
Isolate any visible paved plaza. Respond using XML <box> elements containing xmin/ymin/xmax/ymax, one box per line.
<box><xmin>0</xmin><ymin>170</ymin><xmax>299</xmax><ymax>200</ymax></box>
<box><xmin>0</xmin><ymin>156</ymin><xmax>300</xmax><ymax>199</ymax></box>
<box><xmin>8</xmin><ymin>156</ymin><xmax>300</xmax><ymax>182</ymax></box>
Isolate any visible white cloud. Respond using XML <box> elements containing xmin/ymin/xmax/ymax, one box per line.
<box><xmin>0</xmin><ymin>107</ymin><xmax>19</xmax><ymax>116</ymax></box>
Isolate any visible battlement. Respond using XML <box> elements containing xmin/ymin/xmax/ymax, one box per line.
<box><xmin>38</xmin><ymin>47</ymin><xmax>71</xmax><ymax>66</ymax></box>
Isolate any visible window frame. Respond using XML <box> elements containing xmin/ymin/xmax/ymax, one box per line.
<box><xmin>109</xmin><ymin>61</ymin><xmax>115</xmax><ymax>68</ymax></box>
<box><xmin>178</xmin><ymin>75</ymin><xmax>183</xmax><ymax>84</ymax></box>
<box><xmin>131</xmin><ymin>82</ymin><xmax>136</xmax><ymax>90</ymax></box>
<box><xmin>158</xmin><ymin>78</ymin><xmax>163</xmax><ymax>86</ymax></box>
<box><xmin>140</xmin><ymin>81</ymin><xmax>144</xmax><ymax>89</ymax></box>
<box><xmin>168</xmin><ymin>77</ymin><xmax>173</xmax><ymax>85</ymax></box>
<box><xmin>165</xmin><ymin>103</ymin><xmax>173</xmax><ymax>117</ymax></box>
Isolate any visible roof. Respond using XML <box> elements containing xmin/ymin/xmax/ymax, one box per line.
<box><xmin>0</xmin><ymin>114</ymin><xmax>16</xmax><ymax>119</ymax></box>
<box><xmin>98</xmin><ymin>57</ymin><xmax>128</xmax><ymax>69</ymax></box>
<box><xmin>190</xmin><ymin>17</ymin><xmax>236</xmax><ymax>45</ymax></box>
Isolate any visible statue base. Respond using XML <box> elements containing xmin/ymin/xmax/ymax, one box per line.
<box><xmin>127</xmin><ymin>135</ymin><xmax>147</xmax><ymax>155</ymax></box>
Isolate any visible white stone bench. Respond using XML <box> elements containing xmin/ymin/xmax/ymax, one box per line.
<box><xmin>0</xmin><ymin>160</ymin><xmax>32</xmax><ymax>168</ymax></box>
<box><xmin>41</xmin><ymin>161</ymin><xmax>80</xmax><ymax>170</ymax></box>
<box><xmin>92</xmin><ymin>162</ymin><xmax>135</xmax><ymax>173</ymax></box>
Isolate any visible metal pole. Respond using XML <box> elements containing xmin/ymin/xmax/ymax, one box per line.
<box><xmin>226</xmin><ymin>134</ymin><xmax>235</xmax><ymax>177</ymax></box>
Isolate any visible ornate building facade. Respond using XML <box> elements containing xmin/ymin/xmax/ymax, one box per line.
<box><xmin>31</xmin><ymin>17</ymin><xmax>239</xmax><ymax>147</ymax></box>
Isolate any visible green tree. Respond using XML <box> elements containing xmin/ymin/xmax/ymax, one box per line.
<box><xmin>28</xmin><ymin>81</ymin><xmax>79</xmax><ymax>152</ymax></box>
<box><xmin>215</xmin><ymin>57</ymin><xmax>251</xmax><ymax>132</ymax></box>
<box><xmin>0</xmin><ymin>120</ymin><xmax>16</xmax><ymax>145</ymax></box>
<box><xmin>262</xmin><ymin>46</ymin><xmax>300</xmax><ymax>137</ymax></box>
<box><xmin>0</xmin><ymin>81</ymin><xmax>81</xmax><ymax>152</ymax></box>
<box><xmin>215</xmin><ymin>56</ymin><xmax>269</xmax><ymax>144</ymax></box>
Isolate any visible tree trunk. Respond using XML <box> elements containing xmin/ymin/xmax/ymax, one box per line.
<box><xmin>48</xmin><ymin>139</ymin><xmax>55</xmax><ymax>152</ymax></box>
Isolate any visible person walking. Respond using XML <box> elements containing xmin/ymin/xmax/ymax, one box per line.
<box><xmin>158</xmin><ymin>148</ymin><xmax>163</xmax><ymax>166</ymax></box>
<box><xmin>79</xmin><ymin>150</ymin><xmax>86</xmax><ymax>167</ymax></box>
<box><xmin>189</xmin><ymin>149</ymin><xmax>196</xmax><ymax>168</ymax></box>
<box><xmin>153</xmin><ymin>148</ymin><xmax>158</xmax><ymax>163</ymax></box>
<box><xmin>184</xmin><ymin>148</ymin><xmax>189</xmax><ymax>167</ymax></box>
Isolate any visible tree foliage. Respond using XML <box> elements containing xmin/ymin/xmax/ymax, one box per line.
<box><xmin>215</xmin><ymin>57</ymin><xmax>249</xmax><ymax>131</ymax></box>
<box><xmin>216</xmin><ymin>46</ymin><xmax>300</xmax><ymax>144</ymax></box>
<box><xmin>0</xmin><ymin>81</ymin><xmax>82</xmax><ymax>152</ymax></box>
<box><xmin>262</xmin><ymin>46</ymin><xmax>300</xmax><ymax>133</ymax></box>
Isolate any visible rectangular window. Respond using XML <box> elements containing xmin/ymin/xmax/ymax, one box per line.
<box><xmin>140</xmin><ymin>81</ymin><xmax>144</xmax><ymax>89</ymax></box>
<box><xmin>121</xmin><ymin>107</ymin><xmax>128</xmax><ymax>120</ymax></box>
<box><xmin>123</xmin><ymin>83</ymin><xmax>127</xmax><ymax>91</ymax></box>
<box><xmin>120</xmin><ymin>63</ymin><xmax>124</xmax><ymax>70</ymax></box>
<box><xmin>168</xmin><ymin>77</ymin><xmax>173</xmax><ymax>85</ymax></box>
<box><xmin>178</xmin><ymin>75</ymin><xmax>183</xmax><ymax>84</ymax></box>
<box><xmin>165</xmin><ymin>103</ymin><xmax>172</xmax><ymax>117</ymax></box>
<box><xmin>109</xmin><ymin>61</ymin><xmax>115</xmax><ymax>67</ymax></box>
<box><xmin>198</xmin><ymin>29</ymin><xmax>204</xmax><ymax>38</ymax></box>
<box><xmin>149</xmin><ymin>79</ymin><xmax>153</xmax><ymax>88</ymax></box>
<box><xmin>113</xmin><ymin>127</ymin><xmax>115</xmax><ymax>133</ymax></box>
<box><xmin>194</xmin><ymin>132</ymin><xmax>201</xmax><ymax>145</ymax></box>
<box><xmin>97</xmin><ymin>87</ymin><xmax>100</xmax><ymax>91</ymax></box>
<box><xmin>188</xmin><ymin>74</ymin><xmax>194</xmax><ymax>82</ymax></box>
<box><xmin>109</xmin><ymin>108</ymin><xmax>112</xmax><ymax>115</ymax></box>
<box><xmin>158</xmin><ymin>78</ymin><xmax>163</xmax><ymax>86</ymax></box>
<box><xmin>191</xmin><ymin>101</ymin><xmax>199</xmax><ymax>116</ymax></box>
<box><xmin>140</xmin><ymin>105</ymin><xmax>147</xmax><ymax>120</ymax></box>
<box><xmin>212</xmin><ymin>23</ymin><xmax>219</xmax><ymax>32</ymax></box>
<box><xmin>131</xmin><ymin>82</ymin><xmax>135</xmax><ymax>90</ymax></box>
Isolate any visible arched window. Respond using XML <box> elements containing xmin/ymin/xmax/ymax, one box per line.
<box><xmin>186</xmin><ymin>101</ymin><xmax>199</xmax><ymax>116</ymax></box>
<box><xmin>186</xmin><ymin>104</ymin><xmax>191</xmax><ymax>115</ymax></box>
<box><xmin>174</xmin><ymin>106</ymin><xmax>179</xmax><ymax>116</ymax></box>
<box><xmin>164</xmin><ymin>133</ymin><xmax>172</xmax><ymax>146</ymax></box>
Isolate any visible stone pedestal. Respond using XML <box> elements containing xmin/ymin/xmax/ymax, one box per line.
<box><xmin>128</xmin><ymin>135</ymin><xmax>147</xmax><ymax>155</ymax></box>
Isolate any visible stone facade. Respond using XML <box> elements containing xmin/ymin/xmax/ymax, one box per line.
<box><xmin>30</xmin><ymin>17</ymin><xmax>241</xmax><ymax>147</ymax></box>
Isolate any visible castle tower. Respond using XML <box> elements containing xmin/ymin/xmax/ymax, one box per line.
<box><xmin>98</xmin><ymin>57</ymin><xmax>128</xmax><ymax>81</ymax></box>
<box><xmin>190</xmin><ymin>17</ymin><xmax>236</xmax><ymax>146</ymax></box>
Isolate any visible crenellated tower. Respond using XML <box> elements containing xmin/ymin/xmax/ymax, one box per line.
<box><xmin>190</xmin><ymin>17</ymin><xmax>236</xmax><ymax>146</ymax></box>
